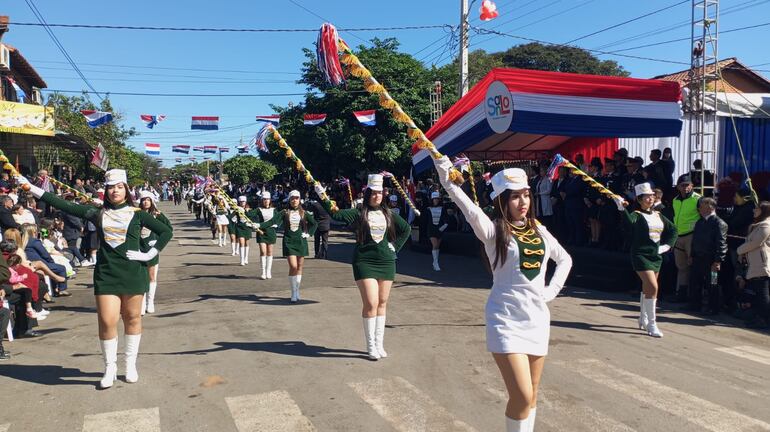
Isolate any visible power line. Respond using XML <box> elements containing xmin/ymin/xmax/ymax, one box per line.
<box><xmin>469</xmin><ymin>0</ymin><xmax>565</xmax><ymax>47</ymax></box>
<box><xmin>563</xmin><ymin>0</ymin><xmax>688</xmax><ymax>44</ymax></box>
<box><xmin>470</xmin><ymin>26</ymin><xmax>688</xmax><ymax>65</ymax></box>
<box><xmin>605</xmin><ymin>20</ymin><xmax>770</xmax><ymax>53</ymax></box>
<box><xmin>31</xmin><ymin>60</ymin><xmax>304</xmax><ymax>75</ymax></box>
<box><xmin>9</xmin><ymin>21</ymin><xmax>451</xmax><ymax>33</ymax></box>
<box><xmin>23</xmin><ymin>0</ymin><xmax>102</xmax><ymax>99</ymax></box>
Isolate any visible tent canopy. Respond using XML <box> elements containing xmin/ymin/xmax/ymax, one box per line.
<box><xmin>412</xmin><ymin>68</ymin><xmax>683</xmax><ymax>173</ymax></box>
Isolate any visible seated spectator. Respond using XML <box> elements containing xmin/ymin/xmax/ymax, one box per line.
<box><xmin>20</xmin><ymin>224</ymin><xmax>71</xmax><ymax>297</ymax></box>
<box><xmin>38</xmin><ymin>220</ymin><xmax>75</xmax><ymax>277</ymax></box>
<box><xmin>6</xmin><ymin>254</ymin><xmax>46</xmax><ymax>320</ymax></box>
<box><xmin>11</xmin><ymin>203</ymin><xmax>36</xmax><ymax>226</ymax></box>
<box><xmin>3</xmin><ymin>229</ymin><xmax>66</xmax><ymax>296</ymax></box>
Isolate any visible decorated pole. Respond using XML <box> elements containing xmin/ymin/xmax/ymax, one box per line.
<box><xmin>454</xmin><ymin>155</ymin><xmax>478</xmax><ymax>205</ymax></box>
<box><xmin>338</xmin><ymin>178</ymin><xmax>353</xmax><ymax>209</ymax></box>
<box><xmin>262</xmin><ymin>124</ymin><xmax>339</xmax><ymax>212</ymax></box>
<box><xmin>315</xmin><ymin>23</ymin><xmax>464</xmax><ymax>185</ymax></box>
<box><xmin>547</xmin><ymin>154</ymin><xmax>619</xmax><ymax>200</ymax></box>
<box><xmin>207</xmin><ymin>182</ymin><xmax>262</xmax><ymax>234</ymax></box>
<box><xmin>0</xmin><ymin>150</ymin><xmax>30</xmax><ymax>191</ymax></box>
<box><xmin>380</xmin><ymin>171</ymin><xmax>421</xmax><ymax>217</ymax></box>
<box><xmin>48</xmin><ymin>177</ymin><xmax>98</xmax><ymax>204</ymax></box>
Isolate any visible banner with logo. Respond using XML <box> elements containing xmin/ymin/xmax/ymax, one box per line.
<box><xmin>91</xmin><ymin>143</ymin><xmax>109</xmax><ymax>171</ymax></box>
<box><xmin>0</xmin><ymin>101</ymin><xmax>55</xmax><ymax>137</ymax></box>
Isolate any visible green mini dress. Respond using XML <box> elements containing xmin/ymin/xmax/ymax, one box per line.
<box><xmin>258</xmin><ymin>209</ymin><xmax>317</xmax><ymax>257</ymax></box>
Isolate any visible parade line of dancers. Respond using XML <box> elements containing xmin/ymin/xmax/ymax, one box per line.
<box><xmin>14</xmin><ymin>160</ymin><xmax>684</xmax><ymax>432</ymax></box>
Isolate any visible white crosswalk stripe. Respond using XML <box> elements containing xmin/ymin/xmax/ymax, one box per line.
<box><xmin>0</xmin><ymin>424</ymin><xmax>9</xmax><ymax>432</ymax></box>
<box><xmin>82</xmin><ymin>407</ymin><xmax>160</xmax><ymax>432</ymax></box>
<box><xmin>226</xmin><ymin>391</ymin><xmax>315</xmax><ymax>432</ymax></box>
<box><xmin>563</xmin><ymin>359</ymin><xmax>770</xmax><ymax>432</ymax></box>
<box><xmin>349</xmin><ymin>376</ymin><xmax>477</xmax><ymax>432</ymax></box>
<box><xmin>715</xmin><ymin>345</ymin><xmax>770</xmax><ymax>366</ymax></box>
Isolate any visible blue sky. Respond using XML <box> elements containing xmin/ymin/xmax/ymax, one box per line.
<box><xmin>4</xmin><ymin>0</ymin><xmax>770</xmax><ymax>166</ymax></box>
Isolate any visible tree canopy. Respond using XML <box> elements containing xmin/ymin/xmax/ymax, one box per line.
<box><xmin>222</xmin><ymin>155</ymin><xmax>278</xmax><ymax>185</ymax></box>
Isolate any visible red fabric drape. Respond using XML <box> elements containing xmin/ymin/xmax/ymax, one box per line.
<box><xmin>556</xmin><ymin>137</ymin><xmax>618</xmax><ymax>163</ymax></box>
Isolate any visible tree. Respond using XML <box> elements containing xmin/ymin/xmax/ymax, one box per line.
<box><xmin>499</xmin><ymin>43</ymin><xmax>629</xmax><ymax>77</ymax></box>
<box><xmin>223</xmin><ymin>155</ymin><xmax>278</xmax><ymax>185</ymax></box>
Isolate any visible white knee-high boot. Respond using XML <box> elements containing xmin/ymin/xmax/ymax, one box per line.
<box><xmin>99</xmin><ymin>338</ymin><xmax>118</xmax><ymax>389</ymax></box>
<box><xmin>266</xmin><ymin>256</ymin><xmax>273</xmax><ymax>279</ymax></box>
<box><xmin>244</xmin><ymin>246</ymin><xmax>250</xmax><ymax>264</ymax></box>
<box><xmin>141</xmin><ymin>294</ymin><xmax>147</xmax><ymax>316</ymax></box>
<box><xmin>638</xmin><ymin>292</ymin><xmax>648</xmax><ymax>330</ymax></box>
<box><xmin>526</xmin><ymin>408</ymin><xmax>537</xmax><ymax>432</ymax></box>
<box><xmin>124</xmin><ymin>334</ymin><xmax>141</xmax><ymax>383</ymax></box>
<box><xmin>260</xmin><ymin>256</ymin><xmax>267</xmax><ymax>279</ymax></box>
<box><xmin>432</xmin><ymin>249</ymin><xmax>441</xmax><ymax>271</ymax></box>
<box><xmin>231</xmin><ymin>240</ymin><xmax>238</xmax><ymax>256</ymax></box>
<box><xmin>375</xmin><ymin>315</ymin><xmax>388</xmax><ymax>358</ymax></box>
<box><xmin>644</xmin><ymin>298</ymin><xmax>663</xmax><ymax>338</ymax></box>
<box><xmin>363</xmin><ymin>317</ymin><xmax>380</xmax><ymax>360</ymax></box>
<box><xmin>239</xmin><ymin>245</ymin><xmax>246</xmax><ymax>266</ymax></box>
<box><xmin>295</xmin><ymin>275</ymin><xmax>302</xmax><ymax>300</ymax></box>
<box><xmin>289</xmin><ymin>276</ymin><xmax>298</xmax><ymax>302</ymax></box>
<box><xmin>147</xmin><ymin>282</ymin><xmax>157</xmax><ymax>314</ymax></box>
<box><xmin>506</xmin><ymin>416</ymin><xmax>527</xmax><ymax>432</ymax></box>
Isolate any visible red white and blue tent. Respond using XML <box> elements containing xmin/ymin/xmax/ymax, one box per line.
<box><xmin>411</xmin><ymin>68</ymin><xmax>682</xmax><ymax>173</ymax></box>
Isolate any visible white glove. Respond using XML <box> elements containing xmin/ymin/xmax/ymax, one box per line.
<box><xmin>433</xmin><ymin>156</ymin><xmax>454</xmax><ymax>184</ymax></box>
<box><xmin>125</xmin><ymin>248</ymin><xmax>159</xmax><ymax>262</ymax></box>
<box><xmin>313</xmin><ymin>182</ymin><xmax>326</xmax><ymax>197</ymax></box>
<box><xmin>231</xmin><ymin>217</ymin><xmax>238</xmax><ymax>222</ymax></box>
<box><xmin>439</xmin><ymin>223</ymin><xmax>448</xmax><ymax>232</ymax></box>
<box><xmin>658</xmin><ymin>245</ymin><xmax>671</xmax><ymax>254</ymax></box>
<box><xmin>15</xmin><ymin>175</ymin><xmax>45</xmax><ymax>198</ymax></box>
<box><xmin>388</xmin><ymin>242</ymin><xmax>396</xmax><ymax>253</ymax></box>
<box><xmin>301</xmin><ymin>233</ymin><xmax>310</xmax><ymax>239</ymax></box>
<box><xmin>148</xmin><ymin>240</ymin><xmax>157</xmax><ymax>247</ymax></box>
<box><xmin>612</xmin><ymin>195</ymin><xmax>626</xmax><ymax>212</ymax></box>
<box><xmin>271</xmin><ymin>224</ymin><xmax>278</xmax><ymax>228</ymax></box>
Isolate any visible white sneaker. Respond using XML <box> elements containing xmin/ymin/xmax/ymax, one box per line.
<box><xmin>433</xmin><ymin>262</ymin><xmax>441</xmax><ymax>271</ymax></box>
<box><xmin>80</xmin><ymin>259</ymin><xmax>95</xmax><ymax>267</ymax></box>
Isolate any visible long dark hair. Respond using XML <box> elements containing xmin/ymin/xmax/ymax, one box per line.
<box><xmin>284</xmin><ymin>197</ymin><xmax>308</xmax><ymax>233</ymax></box>
<box><xmin>482</xmin><ymin>189</ymin><xmax>539</xmax><ymax>272</ymax></box>
<box><xmin>356</xmin><ymin>188</ymin><xmax>397</xmax><ymax>244</ymax></box>
<box><xmin>140</xmin><ymin>196</ymin><xmax>160</xmax><ymax>216</ymax></box>
<box><xmin>754</xmin><ymin>201</ymin><xmax>770</xmax><ymax>224</ymax></box>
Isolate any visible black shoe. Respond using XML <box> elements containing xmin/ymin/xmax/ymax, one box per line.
<box><xmin>21</xmin><ymin>330</ymin><xmax>42</xmax><ymax>338</ymax></box>
<box><xmin>0</xmin><ymin>349</ymin><xmax>10</xmax><ymax>360</ymax></box>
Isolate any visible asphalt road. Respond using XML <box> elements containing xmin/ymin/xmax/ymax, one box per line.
<box><xmin>1</xmin><ymin>202</ymin><xmax>768</xmax><ymax>432</ymax></box>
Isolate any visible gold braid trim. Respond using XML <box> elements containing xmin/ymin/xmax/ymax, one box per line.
<box><xmin>522</xmin><ymin>262</ymin><xmax>541</xmax><ymax>269</ymax></box>
<box><xmin>523</xmin><ymin>248</ymin><xmax>545</xmax><ymax>256</ymax></box>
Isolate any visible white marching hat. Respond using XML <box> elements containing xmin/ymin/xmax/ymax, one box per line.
<box><xmin>389</xmin><ymin>195</ymin><xmax>398</xmax><ymax>202</ymax></box>
<box><xmin>490</xmin><ymin>168</ymin><xmax>529</xmax><ymax>200</ymax></box>
<box><xmin>430</xmin><ymin>191</ymin><xmax>440</xmax><ymax>199</ymax></box>
<box><xmin>261</xmin><ymin>191</ymin><xmax>271</xmax><ymax>200</ymax></box>
<box><xmin>368</xmin><ymin>174</ymin><xmax>384</xmax><ymax>192</ymax></box>
<box><xmin>238</xmin><ymin>195</ymin><xmax>247</xmax><ymax>202</ymax></box>
<box><xmin>104</xmin><ymin>169</ymin><xmax>128</xmax><ymax>186</ymax></box>
<box><xmin>289</xmin><ymin>190</ymin><xmax>301</xmax><ymax>198</ymax></box>
<box><xmin>139</xmin><ymin>190</ymin><xmax>155</xmax><ymax>202</ymax></box>
<box><xmin>635</xmin><ymin>182</ymin><xmax>654</xmax><ymax>196</ymax></box>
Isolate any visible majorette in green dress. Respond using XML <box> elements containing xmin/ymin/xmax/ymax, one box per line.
<box><xmin>39</xmin><ymin>192</ymin><xmax>173</xmax><ymax>295</ymax></box>
<box><xmin>258</xmin><ymin>209</ymin><xmax>318</xmax><ymax>257</ymax></box>
<box><xmin>321</xmin><ymin>199</ymin><xmax>411</xmax><ymax>281</ymax></box>
<box><xmin>233</xmin><ymin>207</ymin><xmax>259</xmax><ymax>239</ymax></box>
<box><xmin>254</xmin><ymin>207</ymin><xmax>278</xmax><ymax>245</ymax></box>
<box><xmin>620</xmin><ymin>208</ymin><xmax>678</xmax><ymax>272</ymax></box>
<box><xmin>140</xmin><ymin>211</ymin><xmax>172</xmax><ymax>267</ymax></box>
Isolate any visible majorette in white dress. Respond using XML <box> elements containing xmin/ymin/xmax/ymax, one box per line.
<box><xmin>434</xmin><ymin>156</ymin><xmax>572</xmax><ymax>355</ymax></box>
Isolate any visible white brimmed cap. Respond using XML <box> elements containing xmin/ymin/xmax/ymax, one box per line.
<box><xmin>289</xmin><ymin>190</ymin><xmax>301</xmax><ymax>198</ymax></box>
<box><xmin>104</xmin><ymin>169</ymin><xmax>128</xmax><ymax>186</ymax></box>
<box><xmin>635</xmin><ymin>182</ymin><xmax>654</xmax><ymax>196</ymax></box>
<box><xmin>139</xmin><ymin>190</ymin><xmax>155</xmax><ymax>202</ymax></box>
<box><xmin>238</xmin><ymin>195</ymin><xmax>247</xmax><ymax>202</ymax></box>
<box><xmin>261</xmin><ymin>191</ymin><xmax>271</xmax><ymax>200</ymax></box>
<box><xmin>430</xmin><ymin>191</ymin><xmax>440</xmax><ymax>199</ymax></box>
<box><xmin>367</xmin><ymin>174</ymin><xmax>384</xmax><ymax>191</ymax></box>
<box><xmin>490</xmin><ymin>168</ymin><xmax>529</xmax><ymax>200</ymax></box>
<box><xmin>389</xmin><ymin>195</ymin><xmax>398</xmax><ymax>202</ymax></box>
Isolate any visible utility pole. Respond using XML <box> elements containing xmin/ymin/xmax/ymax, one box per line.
<box><xmin>459</xmin><ymin>0</ymin><xmax>470</xmax><ymax>97</ymax></box>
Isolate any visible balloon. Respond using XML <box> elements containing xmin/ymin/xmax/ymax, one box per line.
<box><xmin>479</xmin><ymin>0</ymin><xmax>499</xmax><ymax>21</ymax></box>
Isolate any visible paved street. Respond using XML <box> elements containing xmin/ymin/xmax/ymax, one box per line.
<box><xmin>2</xmin><ymin>201</ymin><xmax>769</xmax><ymax>432</ymax></box>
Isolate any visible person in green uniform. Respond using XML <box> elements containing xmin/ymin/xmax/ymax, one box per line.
<box><xmin>254</xmin><ymin>191</ymin><xmax>277</xmax><ymax>280</ymax></box>
<box><xmin>212</xmin><ymin>193</ymin><xmax>230</xmax><ymax>248</ymax></box>
<box><xmin>139</xmin><ymin>191</ymin><xmax>173</xmax><ymax>315</ymax></box>
<box><xmin>234</xmin><ymin>195</ymin><xmax>257</xmax><ymax>266</ymax></box>
<box><xmin>257</xmin><ymin>190</ymin><xmax>317</xmax><ymax>302</ymax></box>
<box><xmin>612</xmin><ymin>182</ymin><xmax>677</xmax><ymax>338</ymax></box>
<box><xmin>314</xmin><ymin>174</ymin><xmax>411</xmax><ymax>360</ymax></box>
<box><xmin>16</xmin><ymin>169</ymin><xmax>173</xmax><ymax>389</ymax></box>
